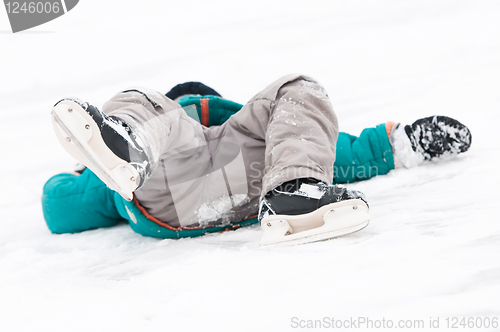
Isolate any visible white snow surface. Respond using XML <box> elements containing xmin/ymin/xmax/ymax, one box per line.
<box><xmin>1</xmin><ymin>1</ymin><xmax>500</xmax><ymax>331</ymax></box>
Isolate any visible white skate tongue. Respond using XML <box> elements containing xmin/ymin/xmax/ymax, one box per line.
<box><xmin>294</xmin><ymin>183</ymin><xmax>325</xmax><ymax>199</ymax></box>
<box><xmin>390</xmin><ymin>124</ymin><xmax>425</xmax><ymax>168</ymax></box>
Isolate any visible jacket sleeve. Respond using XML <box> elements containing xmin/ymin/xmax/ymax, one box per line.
<box><xmin>42</xmin><ymin>169</ymin><xmax>123</xmax><ymax>233</ymax></box>
<box><xmin>334</xmin><ymin>123</ymin><xmax>395</xmax><ymax>183</ymax></box>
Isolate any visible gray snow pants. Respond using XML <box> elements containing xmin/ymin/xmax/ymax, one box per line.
<box><xmin>102</xmin><ymin>74</ymin><xmax>339</xmax><ymax>227</ymax></box>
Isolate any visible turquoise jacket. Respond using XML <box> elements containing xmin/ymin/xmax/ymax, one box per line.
<box><xmin>42</xmin><ymin>96</ymin><xmax>394</xmax><ymax>238</ymax></box>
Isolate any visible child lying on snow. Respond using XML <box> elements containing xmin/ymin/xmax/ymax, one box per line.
<box><xmin>43</xmin><ymin>75</ymin><xmax>472</xmax><ymax>246</ymax></box>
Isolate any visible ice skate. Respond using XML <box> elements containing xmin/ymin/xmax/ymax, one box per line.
<box><xmin>51</xmin><ymin>98</ymin><xmax>151</xmax><ymax>201</ymax></box>
<box><xmin>390</xmin><ymin>115</ymin><xmax>472</xmax><ymax>168</ymax></box>
<box><xmin>259</xmin><ymin>179</ymin><xmax>369</xmax><ymax>246</ymax></box>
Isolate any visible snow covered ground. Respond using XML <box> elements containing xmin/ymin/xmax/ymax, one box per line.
<box><xmin>1</xmin><ymin>0</ymin><xmax>499</xmax><ymax>331</ymax></box>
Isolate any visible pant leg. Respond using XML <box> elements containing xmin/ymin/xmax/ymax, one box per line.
<box><xmin>204</xmin><ymin>74</ymin><xmax>338</xmax><ymax>224</ymax></box>
<box><xmin>101</xmin><ymin>87</ymin><xmax>209</xmax><ymax>228</ymax></box>
<box><xmin>102</xmin><ymin>88</ymin><xmax>251</xmax><ymax>229</ymax></box>
<box><xmin>219</xmin><ymin>74</ymin><xmax>338</xmax><ymax>196</ymax></box>
<box><xmin>101</xmin><ymin>87</ymin><xmax>206</xmax><ymax>170</ymax></box>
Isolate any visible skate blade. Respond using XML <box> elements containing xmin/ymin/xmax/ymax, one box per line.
<box><xmin>51</xmin><ymin>100</ymin><xmax>139</xmax><ymax>201</ymax></box>
<box><xmin>259</xmin><ymin>199</ymin><xmax>369</xmax><ymax>247</ymax></box>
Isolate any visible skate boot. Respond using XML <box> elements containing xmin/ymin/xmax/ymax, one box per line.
<box><xmin>390</xmin><ymin>115</ymin><xmax>472</xmax><ymax>168</ymax></box>
<box><xmin>51</xmin><ymin>98</ymin><xmax>151</xmax><ymax>201</ymax></box>
<box><xmin>259</xmin><ymin>178</ymin><xmax>369</xmax><ymax>246</ymax></box>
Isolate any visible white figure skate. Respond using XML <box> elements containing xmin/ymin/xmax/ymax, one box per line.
<box><xmin>259</xmin><ymin>180</ymin><xmax>369</xmax><ymax>246</ymax></box>
<box><xmin>51</xmin><ymin>98</ymin><xmax>150</xmax><ymax>201</ymax></box>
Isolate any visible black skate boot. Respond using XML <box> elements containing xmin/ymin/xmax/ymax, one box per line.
<box><xmin>405</xmin><ymin>115</ymin><xmax>471</xmax><ymax>161</ymax></box>
<box><xmin>51</xmin><ymin>98</ymin><xmax>152</xmax><ymax>201</ymax></box>
<box><xmin>259</xmin><ymin>178</ymin><xmax>369</xmax><ymax>246</ymax></box>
